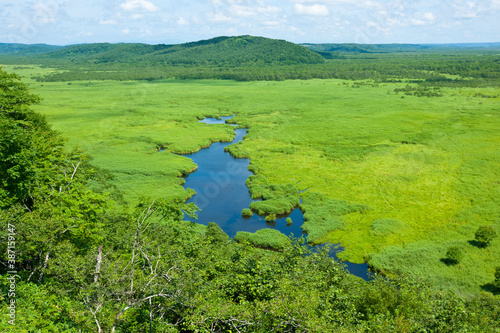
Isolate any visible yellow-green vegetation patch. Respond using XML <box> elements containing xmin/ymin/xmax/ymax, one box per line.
<box><xmin>368</xmin><ymin>227</ymin><xmax>500</xmax><ymax>295</ymax></box>
<box><xmin>246</xmin><ymin>177</ymin><xmax>300</xmax><ymax>215</ymax></box>
<box><xmin>300</xmin><ymin>192</ymin><xmax>370</xmax><ymax>243</ymax></box>
<box><xmin>0</xmin><ymin>64</ymin><xmax>65</xmax><ymax>84</ymax></box>
<box><xmin>241</xmin><ymin>208</ymin><xmax>253</xmax><ymax>217</ymax></box>
<box><xmin>21</xmin><ymin>75</ymin><xmax>499</xmax><ymax>294</ymax></box>
<box><xmin>371</xmin><ymin>219</ymin><xmax>406</xmax><ymax>236</ymax></box>
<box><xmin>234</xmin><ymin>229</ymin><xmax>290</xmax><ymax>250</ymax></box>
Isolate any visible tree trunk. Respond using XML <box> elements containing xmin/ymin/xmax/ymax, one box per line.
<box><xmin>94</xmin><ymin>245</ymin><xmax>103</xmax><ymax>283</ymax></box>
<box><xmin>38</xmin><ymin>251</ymin><xmax>50</xmax><ymax>283</ymax></box>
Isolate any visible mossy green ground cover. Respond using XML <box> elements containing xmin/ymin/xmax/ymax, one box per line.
<box><xmin>4</xmin><ymin>65</ymin><xmax>499</xmax><ymax>294</ymax></box>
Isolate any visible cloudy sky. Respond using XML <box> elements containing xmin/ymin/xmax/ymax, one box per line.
<box><xmin>1</xmin><ymin>0</ymin><xmax>499</xmax><ymax>45</ymax></box>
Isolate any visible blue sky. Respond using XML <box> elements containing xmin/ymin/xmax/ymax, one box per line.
<box><xmin>1</xmin><ymin>0</ymin><xmax>499</xmax><ymax>45</ymax></box>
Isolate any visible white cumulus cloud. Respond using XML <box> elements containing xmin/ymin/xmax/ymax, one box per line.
<box><xmin>257</xmin><ymin>6</ymin><xmax>282</xmax><ymax>14</ymax></box>
<box><xmin>294</xmin><ymin>4</ymin><xmax>329</xmax><ymax>16</ymax></box>
<box><xmin>423</xmin><ymin>12</ymin><xmax>435</xmax><ymax>21</ymax></box>
<box><xmin>99</xmin><ymin>19</ymin><xmax>117</xmax><ymax>25</ymax></box>
<box><xmin>410</xmin><ymin>19</ymin><xmax>426</xmax><ymax>25</ymax></box>
<box><xmin>177</xmin><ymin>17</ymin><xmax>189</xmax><ymax>25</ymax></box>
<box><xmin>209</xmin><ymin>12</ymin><xmax>233</xmax><ymax>22</ymax></box>
<box><xmin>120</xmin><ymin>0</ymin><xmax>159</xmax><ymax>12</ymax></box>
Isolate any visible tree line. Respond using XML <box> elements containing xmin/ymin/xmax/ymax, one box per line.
<box><xmin>17</xmin><ymin>53</ymin><xmax>496</xmax><ymax>88</ymax></box>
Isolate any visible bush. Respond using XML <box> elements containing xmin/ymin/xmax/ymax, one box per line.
<box><xmin>475</xmin><ymin>226</ymin><xmax>497</xmax><ymax>247</ymax></box>
<box><xmin>241</xmin><ymin>208</ymin><xmax>253</xmax><ymax>218</ymax></box>
<box><xmin>445</xmin><ymin>246</ymin><xmax>463</xmax><ymax>265</ymax></box>
<box><xmin>494</xmin><ymin>267</ymin><xmax>500</xmax><ymax>290</ymax></box>
<box><xmin>265</xmin><ymin>213</ymin><xmax>277</xmax><ymax>222</ymax></box>
<box><xmin>205</xmin><ymin>222</ymin><xmax>229</xmax><ymax>243</ymax></box>
<box><xmin>491</xmin><ymin>267</ymin><xmax>500</xmax><ymax>293</ymax></box>
<box><xmin>286</xmin><ymin>217</ymin><xmax>292</xmax><ymax>225</ymax></box>
<box><xmin>234</xmin><ymin>229</ymin><xmax>290</xmax><ymax>250</ymax></box>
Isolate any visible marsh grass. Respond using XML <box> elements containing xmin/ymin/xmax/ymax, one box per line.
<box><xmin>371</xmin><ymin>219</ymin><xmax>406</xmax><ymax>236</ymax></box>
<box><xmin>234</xmin><ymin>229</ymin><xmax>290</xmax><ymax>250</ymax></box>
<box><xmin>246</xmin><ymin>177</ymin><xmax>300</xmax><ymax>215</ymax></box>
<box><xmin>300</xmin><ymin>192</ymin><xmax>371</xmax><ymax>243</ymax></box>
<box><xmin>6</xmin><ymin>64</ymin><xmax>498</xmax><ymax>293</ymax></box>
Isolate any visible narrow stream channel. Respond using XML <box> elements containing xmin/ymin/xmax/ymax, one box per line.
<box><xmin>178</xmin><ymin>116</ymin><xmax>370</xmax><ymax>280</ymax></box>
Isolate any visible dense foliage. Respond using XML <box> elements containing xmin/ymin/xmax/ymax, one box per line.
<box><xmin>1</xmin><ymin>37</ymin><xmax>499</xmax><ymax>87</ymax></box>
<box><xmin>1</xmin><ymin>67</ymin><xmax>499</xmax><ymax>331</ymax></box>
<box><xmin>303</xmin><ymin>42</ymin><xmax>500</xmax><ymax>56</ymax></box>
<box><xmin>0</xmin><ymin>43</ymin><xmax>63</xmax><ymax>55</ymax></box>
<box><xmin>1</xmin><ymin>35</ymin><xmax>324</xmax><ymax>67</ymax></box>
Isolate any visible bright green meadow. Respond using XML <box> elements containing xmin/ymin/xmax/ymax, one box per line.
<box><xmin>4</xmin><ymin>64</ymin><xmax>499</xmax><ymax>295</ymax></box>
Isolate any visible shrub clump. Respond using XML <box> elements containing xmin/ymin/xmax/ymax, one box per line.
<box><xmin>234</xmin><ymin>229</ymin><xmax>290</xmax><ymax>250</ymax></box>
<box><xmin>205</xmin><ymin>222</ymin><xmax>229</xmax><ymax>243</ymax></box>
<box><xmin>241</xmin><ymin>208</ymin><xmax>253</xmax><ymax>218</ymax></box>
<box><xmin>494</xmin><ymin>267</ymin><xmax>500</xmax><ymax>290</ymax></box>
<box><xmin>265</xmin><ymin>213</ymin><xmax>277</xmax><ymax>222</ymax></box>
<box><xmin>444</xmin><ymin>246</ymin><xmax>463</xmax><ymax>265</ymax></box>
<box><xmin>246</xmin><ymin>177</ymin><xmax>300</xmax><ymax>215</ymax></box>
<box><xmin>474</xmin><ymin>225</ymin><xmax>497</xmax><ymax>248</ymax></box>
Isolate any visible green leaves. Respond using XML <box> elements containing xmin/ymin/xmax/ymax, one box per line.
<box><xmin>444</xmin><ymin>246</ymin><xmax>463</xmax><ymax>265</ymax></box>
<box><xmin>0</xmin><ymin>276</ymin><xmax>91</xmax><ymax>332</ymax></box>
<box><xmin>0</xmin><ymin>68</ymin><xmax>41</xmax><ymax>114</ymax></box>
<box><xmin>205</xmin><ymin>222</ymin><xmax>229</xmax><ymax>243</ymax></box>
<box><xmin>474</xmin><ymin>225</ymin><xmax>497</xmax><ymax>248</ymax></box>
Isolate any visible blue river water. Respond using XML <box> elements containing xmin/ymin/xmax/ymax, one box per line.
<box><xmin>179</xmin><ymin>116</ymin><xmax>370</xmax><ymax>280</ymax></box>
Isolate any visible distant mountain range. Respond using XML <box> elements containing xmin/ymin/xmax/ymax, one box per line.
<box><xmin>0</xmin><ymin>36</ymin><xmax>325</xmax><ymax>67</ymax></box>
<box><xmin>302</xmin><ymin>42</ymin><xmax>500</xmax><ymax>58</ymax></box>
<box><xmin>0</xmin><ymin>43</ymin><xmax>64</xmax><ymax>55</ymax></box>
<box><xmin>2</xmin><ymin>37</ymin><xmax>498</xmax><ymax>67</ymax></box>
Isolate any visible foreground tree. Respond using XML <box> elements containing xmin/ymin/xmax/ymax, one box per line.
<box><xmin>444</xmin><ymin>246</ymin><xmax>463</xmax><ymax>265</ymax></box>
<box><xmin>475</xmin><ymin>225</ymin><xmax>497</xmax><ymax>248</ymax></box>
<box><xmin>494</xmin><ymin>267</ymin><xmax>500</xmax><ymax>290</ymax></box>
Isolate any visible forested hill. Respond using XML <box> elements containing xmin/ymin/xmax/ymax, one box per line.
<box><xmin>0</xmin><ymin>43</ymin><xmax>63</xmax><ymax>55</ymax></box>
<box><xmin>1</xmin><ymin>36</ymin><xmax>325</xmax><ymax>66</ymax></box>
<box><xmin>2</xmin><ymin>38</ymin><xmax>498</xmax><ymax>84</ymax></box>
<box><xmin>303</xmin><ymin>42</ymin><xmax>500</xmax><ymax>58</ymax></box>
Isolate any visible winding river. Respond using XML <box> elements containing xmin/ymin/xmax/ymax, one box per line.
<box><xmin>180</xmin><ymin>116</ymin><xmax>370</xmax><ymax>280</ymax></box>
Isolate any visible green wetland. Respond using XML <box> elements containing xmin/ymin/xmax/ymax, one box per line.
<box><xmin>5</xmin><ymin>63</ymin><xmax>498</xmax><ymax>295</ymax></box>
<box><xmin>1</xmin><ymin>37</ymin><xmax>500</xmax><ymax>331</ymax></box>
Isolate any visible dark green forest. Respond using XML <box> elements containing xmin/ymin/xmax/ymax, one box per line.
<box><xmin>1</xmin><ymin>36</ymin><xmax>499</xmax><ymax>86</ymax></box>
<box><xmin>1</xmin><ymin>66</ymin><xmax>500</xmax><ymax>331</ymax></box>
